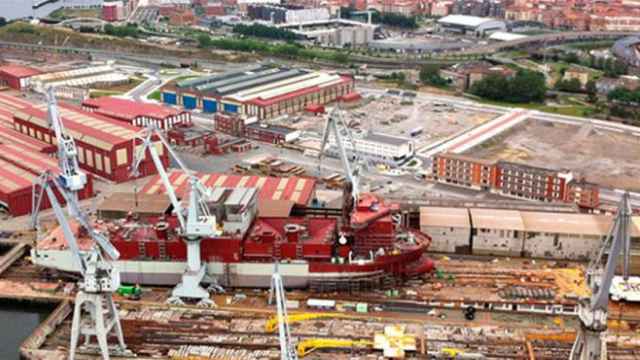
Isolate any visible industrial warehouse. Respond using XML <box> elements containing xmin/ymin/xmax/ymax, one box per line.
<box><xmin>160</xmin><ymin>65</ymin><xmax>355</xmax><ymax>119</ymax></box>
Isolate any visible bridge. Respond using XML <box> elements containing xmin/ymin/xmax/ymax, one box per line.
<box><xmin>57</xmin><ymin>17</ymin><xmax>107</xmax><ymax>31</ymax></box>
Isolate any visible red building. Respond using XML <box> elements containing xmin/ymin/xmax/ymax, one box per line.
<box><xmin>432</xmin><ymin>153</ymin><xmax>499</xmax><ymax>191</ymax></box>
<box><xmin>102</xmin><ymin>1</ymin><xmax>123</xmax><ymax>21</ymax></box>
<box><xmin>214</xmin><ymin>113</ymin><xmax>251</xmax><ymax>137</ymax></box>
<box><xmin>9</xmin><ymin>96</ymin><xmax>167</xmax><ymax>183</ymax></box>
<box><xmin>495</xmin><ymin>161</ymin><xmax>572</xmax><ymax>203</ymax></box>
<box><xmin>0</xmin><ymin>144</ymin><xmax>94</xmax><ymax>216</ymax></box>
<box><xmin>566</xmin><ymin>179</ymin><xmax>600</xmax><ymax>210</ymax></box>
<box><xmin>0</xmin><ymin>64</ymin><xmax>41</xmax><ymax>90</ymax></box>
<box><xmin>204</xmin><ymin>3</ymin><xmax>225</xmax><ymax>16</ymax></box>
<box><xmin>245</xmin><ymin>123</ymin><xmax>300</xmax><ymax>144</ymax></box>
<box><xmin>82</xmin><ymin>97</ymin><xmax>191</xmax><ymax>130</ymax></box>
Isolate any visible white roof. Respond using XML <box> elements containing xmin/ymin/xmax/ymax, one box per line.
<box><xmin>438</xmin><ymin>14</ymin><xmax>497</xmax><ymax>27</ymax></box>
<box><xmin>488</xmin><ymin>31</ymin><xmax>528</xmax><ymax>42</ymax></box>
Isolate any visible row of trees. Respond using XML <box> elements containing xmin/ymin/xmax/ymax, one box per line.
<box><xmin>339</xmin><ymin>7</ymin><xmax>418</xmax><ymax>29</ymax></box>
<box><xmin>197</xmin><ymin>34</ymin><xmax>351</xmax><ymax>64</ymax></box>
<box><xmin>104</xmin><ymin>24</ymin><xmax>139</xmax><ymax>38</ymax></box>
<box><xmin>232</xmin><ymin>23</ymin><xmax>297</xmax><ymax>41</ymax></box>
<box><xmin>470</xmin><ymin>70</ymin><xmax>547</xmax><ymax>103</ymax></box>
<box><xmin>608</xmin><ymin>87</ymin><xmax>640</xmax><ymax>105</ymax></box>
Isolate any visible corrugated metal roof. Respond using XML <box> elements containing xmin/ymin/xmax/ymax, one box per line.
<box><xmin>0</xmin><ymin>64</ymin><xmax>41</xmax><ymax>78</ymax></box>
<box><xmin>179</xmin><ymin>65</ymin><xmax>266</xmax><ymax>89</ymax></box>
<box><xmin>216</xmin><ymin>69</ymin><xmax>305</xmax><ymax>95</ymax></box>
<box><xmin>0</xmin><ymin>158</ymin><xmax>35</xmax><ymax>194</ymax></box>
<box><xmin>195</xmin><ymin>67</ymin><xmax>282</xmax><ymax>93</ymax></box>
<box><xmin>0</xmin><ymin>144</ymin><xmax>59</xmax><ymax>175</ymax></box>
<box><xmin>14</xmin><ymin>99</ymin><xmax>140</xmax><ymax>150</ymax></box>
<box><xmin>83</xmin><ymin>97</ymin><xmax>185</xmax><ymax>121</ymax></box>
<box><xmin>141</xmin><ymin>170</ymin><xmax>315</xmax><ymax>206</ymax></box>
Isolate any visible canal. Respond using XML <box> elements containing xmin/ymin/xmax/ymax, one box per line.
<box><xmin>0</xmin><ymin>301</ymin><xmax>54</xmax><ymax>360</ymax></box>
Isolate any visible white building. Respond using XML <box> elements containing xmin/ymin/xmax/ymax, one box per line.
<box><xmin>420</xmin><ymin>207</ymin><xmax>471</xmax><ymax>253</ymax></box>
<box><xmin>327</xmin><ymin>129</ymin><xmax>415</xmax><ymax>167</ymax></box>
<box><xmin>437</xmin><ymin>14</ymin><xmax>507</xmax><ymax>37</ymax></box>
<box><xmin>279</xmin><ymin>19</ymin><xmax>376</xmax><ymax>48</ymax></box>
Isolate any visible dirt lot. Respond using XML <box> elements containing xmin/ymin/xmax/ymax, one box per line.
<box><xmin>467</xmin><ymin>120</ymin><xmax>640</xmax><ymax>191</ymax></box>
<box><xmin>270</xmin><ymin>94</ymin><xmax>496</xmax><ymax>151</ymax></box>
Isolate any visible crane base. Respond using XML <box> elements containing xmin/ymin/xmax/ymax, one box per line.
<box><xmin>69</xmin><ymin>291</ymin><xmax>127</xmax><ymax>360</ymax></box>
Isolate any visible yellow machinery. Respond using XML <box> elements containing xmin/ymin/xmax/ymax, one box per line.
<box><xmin>297</xmin><ymin>338</ymin><xmax>373</xmax><ymax>357</ymax></box>
<box><xmin>264</xmin><ymin>312</ymin><xmax>357</xmax><ymax>332</ymax></box>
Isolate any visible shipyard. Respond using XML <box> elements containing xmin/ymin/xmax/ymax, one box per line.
<box><xmin>1</xmin><ymin>2</ymin><xmax>640</xmax><ymax>359</ymax></box>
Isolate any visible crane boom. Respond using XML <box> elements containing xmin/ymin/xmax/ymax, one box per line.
<box><xmin>570</xmin><ymin>192</ymin><xmax>632</xmax><ymax>360</ymax></box>
<box><xmin>46</xmin><ymin>87</ymin><xmax>86</xmax><ymax>193</ymax></box>
<box><xmin>269</xmin><ymin>264</ymin><xmax>298</xmax><ymax>360</ymax></box>
<box><xmin>319</xmin><ymin>107</ymin><xmax>361</xmax><ymax>201</ymax></box>
<box><xmin>131</xmin><ymin>126</ymin><xmax>186</xmax><ymax>230</ymax></box>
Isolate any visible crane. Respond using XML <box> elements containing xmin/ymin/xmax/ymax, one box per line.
<box><xmin>45</xmin><ymin>86</ymin><xmax>87</xmax><ymax>195</ymax></box>
<box><xmin>319</xmin><ymin>106</ymin><xmax>363</xmax><ymax>203</ymax></box>
<box><xmin>32</xmin><ymin>171</ymin><xmax>127</xmax><ymax>360</ymax></box>
<box><xmin>265</xmin><ymin>312</ymin><xmax>358</xmax><ymax>333</ymax></box>
<box><xmin>130</xmin><ymin>124</ymin><xmax>221</xmax><ymax>306</ymax></box>
<box><xmin>570</xmin><ymin>192</ymin><xmax>632</xmax><ymax>360</ymax></box>
<box><xmin>268</xmin><ymin>264</ymin><xmax>298</xmax><ymax>360</ymax></box>
<box><xmin>296</xmin><ymin>338</ymin><xmax>372</xmax><ymax>357</ymax></box>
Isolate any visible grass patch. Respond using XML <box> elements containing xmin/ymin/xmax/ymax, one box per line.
<box><xmin>49</xmin><ymin>8</ymin><xmax>100</xmax><ymax>20</ymax></box>
<box><xmin>147</xmin><ymin>90</ymin><xmax>161</xmax><ymax>101</ymax></box>
<box><xmin>567</xmin><ymin>40</ymin><xmax>615</xmax><ymax>51</ymax></box>
<box><xmin>92</xmin><ymin>77</ymin><xmax>144</xmax><ymax>93</ymax></box>
<box><xmin>473</xmin><ymin>98</ymin><xmax>595</xmax><ymax>118</ymax></box>
<box><xmin>90</xmin><ymin>90</ymin><xmax>124</xmax><ymax>98</ymax></box>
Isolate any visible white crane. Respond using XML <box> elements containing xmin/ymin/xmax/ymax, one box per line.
<box><xmin>268</xmin><ymin>264</ymin><xmax>298</xmax><ymax>360</ymax></box>
<box><xmin>130</xmin><ymin>124</ymin><xmax>221</xmax><ymax>306</ymax></box>
<box><xmin>319</xmin><ymin>106</ymin><xmax>363</xmax><ymax>202</ymax></box>
<box><xmin>570</xmin><ymin>193</ymin><xmax>632</xmax><ymax>360</ymax></box>
<box><xmin>32</xmin><ymin>171</ymin><xmax>128</xmax><ymax>360</ymax></box>
<box><xmin>45</xmin><ymin>86</ymin><xmax>87</xmax><ymax>195</ymax></box>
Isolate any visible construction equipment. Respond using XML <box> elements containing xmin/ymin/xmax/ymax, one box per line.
<box><xmin>319</xmin><ymin>107</ymin><xmax>363</xmax><ymax>203</ymax></box>
<box><xmin>45</xmin><ymin>86</ymin><xmax>87</xmax><ymax>195</ymax></box>
<box><xmin>268</xmin><ymin>264</ymin><xmax>298</xmax><ymax>360</ymax></box>
<box><xmin>32</xmin><ymin>171</ymin><xmax>127</xmax><ymax>360</ymax></box>
<box><xmin>130</xmin><ymin>124</ymin><xmax>221</xmax><ymax>306</ymax></box>
<box><xmin>570</xmin><ymin>193</ymin><xmax>632</xmax><ymax>360</ymax></box>
<box><xmin>265</xmin><ymin>312</ymin><xmax>358</xmax><ymax>332</ymax></box>
<box><xmin>296</xmin><ymin>338</ymin><xmax>372</xmax><ymax>357</ymax></box>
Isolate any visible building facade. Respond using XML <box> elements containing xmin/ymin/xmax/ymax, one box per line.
<box><xmin>82</xmin><ymin>97</ymin><xmax>191</xmax><ymax>130</ymax></box>
<box><xmin>0</xmin><ymin>65</ymin><xmax>41</xmax><ymax>90</ymax></box>
<box><xmin>11</xmin><ymin>100</ymin><xmax>166</xmax><ymax>183</ymax></box>
<box><xmin>496</xmin><ymin>161</ymin><xmax>572</xmax><ymax>203</ymax></box>
<box><xmin>432</xmin><ymin>153</ymin><xmax>498</xmax><ymax>191</ymax></box>
<box><xmin>161</xmin><ymin>66</ymin><xmax>355</xmax><ymax>120</ymax></box>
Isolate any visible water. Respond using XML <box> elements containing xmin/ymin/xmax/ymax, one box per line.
<box><xmin>0</xmin><ymin>302</ymin><xmax>53</xmax><ymax>360</ymax></box>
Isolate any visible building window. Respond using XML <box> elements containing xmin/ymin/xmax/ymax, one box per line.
<box><xmin>116</xmin><ymin>148</ymin><xmax>128</xmax><ymax>166</ymax></box>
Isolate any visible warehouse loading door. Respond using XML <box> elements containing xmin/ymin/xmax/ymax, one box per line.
<box><xmin>183</xmin><ymin>95</ymin><xmax>197</xmax><ymax>109</ymax></box>
<box><xmin>162</xmin><ymin>92</ymin><xmax>177</xmax><ymax>105</ymax></box>
<box><xmin>203</xmin><ymin>99</ymin><xmax>217</xmax><ymax>113</ymax></box>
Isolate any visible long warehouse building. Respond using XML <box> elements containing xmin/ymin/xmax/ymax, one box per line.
<box><xmin>160</xmin><ymin>65</ymin><xmax>354</xmax><ymax>120</ymax></box>
<box><xmin>2</xmin><ymin>93</ymin><xmax>168</xmax><ymax>183</ymax></box>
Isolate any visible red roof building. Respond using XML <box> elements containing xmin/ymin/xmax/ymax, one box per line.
<box><xmin>141</xmin><ymin>170</ymin><xmax>316</xmax><ymax>207</ymax></box>
<box><xmin>0</xmin><ymin>93</ymin><xmax>168</xmax><ymax>183</ymax></box>
<box><xmin>82</xmin><ymin>97</ymin><xmax>191</xmax><ymax>130</ymax></box>
<box><xmin>0</xmin><ymin>64</ymin><xmax>41</xmax><ymax>90</ymax></box>
<box><xmin>0</xmin><ymin>144</ymin><xmax>94</xmax><ymax>216</ymax></box>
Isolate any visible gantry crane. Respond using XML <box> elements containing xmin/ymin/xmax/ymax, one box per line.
<box><xmin>570</xmin><ymin>193</ymin><xmax>632</xmax><ymax>360</ymax></box>
<box><xmin>268</xmin><ymin>264</ymin><xmax>298</xmax><ymax>360</ymax></box>
<box><xmin>32</xmin><ymin>171</ymin><xmax>127</xmax><ymax>360</ymax></box>
<box><xmin>130</xmin><ymin>124</ymin><xmax>221</xmax><ymax>306</ymax></box>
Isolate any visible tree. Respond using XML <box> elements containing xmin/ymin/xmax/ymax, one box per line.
<box><xmin>470</xmin><ymin>70</ymin><xmax>547</xmax><ymax>103</ymax></box>
<box><xmin>0</xmin><ymin>17</ymin><xmax>7</xmax><ymax>28</ymax></box>
<box><xmin>564</xmin><ymin>52</ymin><xmax>580</xmax><ymax>64</ymax></box>
<box><xmin>555</xmin><ymin>78</ymin><xmax>582</xmax><ymax>93</ymax></box>
<box><xmin>586</xmin><ymin>80</ymin><xmax>598</xmax><ymax>103</ymax></box>
<box><xmin>419</xmin><ymin>64</ymin><xmax>447</xmax><ymax>86</ymax></box>
<box><xmin>197</xmin><ymin>34</ymin><xmax>212</xmax><ymax>48</ymax></box>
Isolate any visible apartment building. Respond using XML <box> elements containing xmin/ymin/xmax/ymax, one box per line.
<box><xmin>432</xmin><ymin>153</ymin><xmax>498</xmax><ymax>191</ymax></box>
